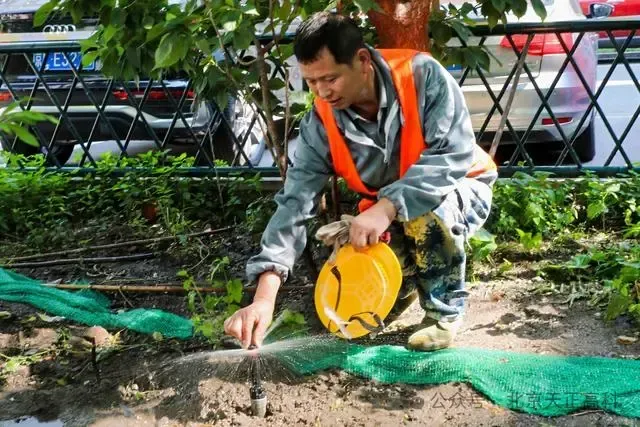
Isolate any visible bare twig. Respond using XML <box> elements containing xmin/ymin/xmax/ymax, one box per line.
<box><xmin>39</xmin><ymin>282</ymin><xmax>314</xmax><ymax>294</ymax></box>
<box><xmin>117</xmin><ymin>287</ymin><xmax>135</xmax><ymax>308</ymax></box>
<box><xmin>6</xmin><ymin>227</ymin><xmax>231</xmax><ymax>262</ymax></box>
<box><xmin>571</xmin><ymin>410</ymin><xmax>604</xmax><ymax>417</ymax></box>
<box><xmin>255</xmin><ymin>34</ymin><xmax>286</xmax><ymax>177</ymax></box>
<box><xmin>3</xmin><ymin>253</ymin><xmax>155</xmax><ymax>269</ymax></box>
<box><xmin>186</xmin><ymin>237</ymin><xmax>212</xmax><ymax>272</ymax></box>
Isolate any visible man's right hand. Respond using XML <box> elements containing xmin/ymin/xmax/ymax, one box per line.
<box><xmin>223</xmin><ymin>271</ymin><xmax>281</xmax><ymax>348</ymax></box>
<box><xmin>223</xmin><ymin>298</ymin><xmax>275</xmax><ymax>348</ymax></box>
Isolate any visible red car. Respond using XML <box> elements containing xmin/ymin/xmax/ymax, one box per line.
<box><xmin>579</xmin><ymin>0</ymin><xmax>640</xmax><ymax>45</ymax></box>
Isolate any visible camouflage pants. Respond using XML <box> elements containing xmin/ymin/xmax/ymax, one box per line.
<box><xmin>388</xmin><ymin>176</ymin><xmax>495</xmax><ymax>322</ymax></box>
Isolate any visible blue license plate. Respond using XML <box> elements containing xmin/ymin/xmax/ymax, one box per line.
<box><xmin>446</xmin><ymin>64</ymin><xmax>463</xmax><ymax>72</ymax></box>
<box><xmin>32</xmin><ymin>51</ymin><xmax>96</xmax><ymax>72</ymax></box>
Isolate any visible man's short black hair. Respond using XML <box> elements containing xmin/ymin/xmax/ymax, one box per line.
<box><xmin>293</xmin><ymin>12</ymin><xmax>365</xmax><ymax>65</ymax></box>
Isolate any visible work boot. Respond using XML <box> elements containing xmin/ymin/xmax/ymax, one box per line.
<box><xmin>407</xmin><ymin>317</ymin><xmax>463</xmax><ymax>351</ymax></box>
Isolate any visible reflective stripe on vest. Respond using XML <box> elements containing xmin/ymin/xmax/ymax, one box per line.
<box><xmin>314</xmin><ymin>49</ymin><xmax>497</xmax><ymax>212</ymax></box>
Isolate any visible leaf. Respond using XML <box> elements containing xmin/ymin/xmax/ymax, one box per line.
<box><xmin>276</xmin><ymin>0</ymin><xmax>292</xmax><ymax>21</ymax></box>
<box><xmin>487</xmin><ymin>13</ymin><xmax>499</xmax><ymax>29</ymax></box>
<box><xmin>472</xmin><ymin>227</ymin><xmax>495</xmax><ymax>242</ymax></box>
<box><xmin>146</xmin><ymin>24</ymin><xmax>166</xmax><ymax>43</ymax></box>
<box><xmin>277</xmin><ymin>43</ymin><xmax>295</xmax><ymax>61</ymax></box>
<box><xmin>430</xmin><ymin>21</ymin><xmax>453</xmax><ymax>45</ymax></box>
<box><xmin>605</xmin><ymin>292</ymin><xmax>631</xmax><ymax>321</ymax></box>
<box><xmin>491</xmin><ymin>0</ymin><xmax>507</xmax><ymax>13</ymax></box>
<box><xmin>11</xmin><ymin>125</ymin><xmax>39</xmax><ymax>148</ymax></box>
<box><xmin>460</xmin><ymin>2</ymin><xmax>475</xmax><ymax>16</ymax></box>
<box><xmin>232</xmin><ymin>28</ymin><xmax>254</xmax><ymax>50</ymax></box>
<box><xmin>154</xmin><ymin>33</ymin><xmax>189</xmax><ymax>69</ymax></box>
<box><xmin>195</xmin><ymin>320</ymin><xmax>215</xmax><ymax>339</ymax></box>
<box><xmin>214</xmin><ymin>90</ymin><xmax>228</xmax><ymax>111</ymax></box>
<box><xmin>82</xmin><ymin>51</ymin><xmax>100</xmax><ymax>68</ymax></box>
<box><xmin>571</xmin><ymin>254</ymin><xmax>593</xmax><ymax>269</ymax></box>
<box><xmin>268</xmin><ymin>78</ymin><xmax>286</xmax><ymax>91</ymax></box>
<box><xmin>223</xmin><ymin>19</ymin><xmax>238</xmax><ymax>32</ymax></box>
<box><xmin>587</xmin><ymin>200</ymin><xmax>607</xmax><ymax>220</ymax></box>
<box><xmin>102</xmin><ymin>25</ymin><xmax>119</xmax><ymax>43</ymax></box>
<box><xmin>449</xmin><ymin>20</ymin><xmax>473</xmax><ymax>42</ymax></box>
<box><xmin>225</xmin><ymin>279</ymin><xmax>243</xmax><ymax>304</ymax></box>
<box><xmin>462</xmin><ymin>48</ymin><xmax>478</xmax><ymax>69</ymax></box>
<box><xmin>352</xmin><ymin>0</ymin><xmax>382</xmax><ymax>13</ymax></box>
<box><xmin>143</xmin><ymin>15</ymin><xmax>155</xmax><ymax>30</ymax></box>
<box><xmin>242</xmin><ymin>5</ymin><xmax>260</xmax><ymax>16</ymax></box>
<box><xmin>511</xmin><ymin>0</ymin><xmax>528</xmax><ymax>19</ymax></box>
<box><xmin>530</xmin><ymin>0</ymin><xmax>548</xmax><ymax>21</ymax></box>
<box><xmin>34</xmin><ymin>0</ymin><xmax>61</xmax><ymax>27</ymax></box>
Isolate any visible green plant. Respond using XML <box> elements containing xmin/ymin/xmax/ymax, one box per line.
<box><xmin>469</xmin><ymin>227</ymin><xmax>498</xmax><ymax>262</ymax></box>
<box><xmin>264</xmin><ymin>308</ymin><xmax>308</xmax><ymax>343</ymax></box>
<box><xmin>489</xmin><ymin>172</ymin><xmax>577</xmax><ymax>239</ymax></box>
<box><xmin>545</xmin><ymin>242</ymin><xmax>640</xmax><ymax>322</ymax></box>
<box><xmin>0</xmin><ymin>101</ymin><xmax>58</xmax><ymax>148</ymax></box>
<box><xmin>515</xmin><ymin>228</ymin><xmax>543</xmax><ymax>252</ymax></box>
<box><xmin>0</xmin><ymin>151</ymin><xmax>261</xmax><ymax>258</ymax></box>
<box><xmin>179</xmin><ymin>256</ymin><xmax>244</xmax><ymax>343</ymax></box>
<box><xmin>36</xmin><ymin>0</ymin><xmax>547</xmax><ymax>180</ymax></box>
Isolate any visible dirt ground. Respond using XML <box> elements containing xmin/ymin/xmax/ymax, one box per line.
<box><xmin>1</xmin><ymin>232</ymin><xmax>639</xmax><ymax>427</ymax></box>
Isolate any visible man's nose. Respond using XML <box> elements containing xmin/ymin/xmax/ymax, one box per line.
<box><xmin>317</xmin><ymin>83</ymin><xmax>332</xmax><ymax>99</ymax></box>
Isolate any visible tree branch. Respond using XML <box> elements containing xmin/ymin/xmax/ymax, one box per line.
<box><xmin>5</xmin><ymin>227</ymin><xmax>231</xmax><ymax>262</ymax></box>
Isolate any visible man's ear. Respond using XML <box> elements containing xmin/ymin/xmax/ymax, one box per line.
<box><xmin>354</xmin><ymin>48</ymin><xmax>372</xmax><ymax>70</ymax></box>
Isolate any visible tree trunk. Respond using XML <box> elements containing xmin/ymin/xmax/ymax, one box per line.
<box><xmin>368</xmin><ymin>0</ymin><xmax>438</xmax><ymax>51</ymax></box>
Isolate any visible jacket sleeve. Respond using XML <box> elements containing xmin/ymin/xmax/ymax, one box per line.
<box><xmin>245</xmin><ymin>111</ymin><xmax>332</xmax><ymax>283</ymax></box>
<box><xmin>377</xmin><ymin>54</ymin><xmax>476</xmax><ymax>221</ymax></box>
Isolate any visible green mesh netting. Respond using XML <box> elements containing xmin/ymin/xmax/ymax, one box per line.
<box><xmin>285</xmin><ymin>342</ymin><xmax>640</xmax><ymax>418</ymax></box>
<box><xmin>2</xmin><ymin>268</ymin><xmax>640</xmax><ymax>418</ymax></box>
<box><xmin>0</xmin><ymin>268</ymin><xmax>193</xmax><ymax>339</ymax></box>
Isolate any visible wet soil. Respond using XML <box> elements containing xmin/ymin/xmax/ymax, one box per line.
<box><xmin>0</xmin><ymin>230</ymin><xmax>639</xmax><ymax>426</ymax></box>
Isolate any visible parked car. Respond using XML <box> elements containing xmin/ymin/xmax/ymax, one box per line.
<box><xmin>441</xmin><ymin>0</ymin><xmax>599</xmax><ymax>163</ymax></box>
<box><xmin>0</xmin><ymin>0</ymin><xmax>600</xmax><ymax>166</ymax></box>
<box><xmin>579</xmin><ymin>0</ymin><xmax>640</xmax><ymax>47</ymax></box>
<box><xmin>242</xmin><ymin>1</ymin><xmax>599</xmax><ymax>166</ymax></box>
<box><xmin>0</xmin><ymin>0</ymin><xmax>232</xmax><ymax>166</ymax></box>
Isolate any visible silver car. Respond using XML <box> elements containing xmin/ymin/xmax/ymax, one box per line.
<box><xmin>447</xmin><ymin>0</ymin><xmax>599</xmax><ymax>162</ymax></box>
<box><xmin>257</xmin><ymin>0</ymin><xmax>599</xmax><ymax>165</ymax></box>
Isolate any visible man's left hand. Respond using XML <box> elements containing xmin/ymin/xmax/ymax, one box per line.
<box><xmin>349</xmin><ymin>198</ymin><xmax>397</xmax><ymax>250</ymax></box>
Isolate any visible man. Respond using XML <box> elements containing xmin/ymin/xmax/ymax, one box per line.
<box><xmin>224</xmin><ymin>12</ymin><xmax>497</xmax><ymax>351</ymax></box>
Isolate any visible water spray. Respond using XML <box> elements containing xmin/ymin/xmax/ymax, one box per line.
<box><xmin>248</xmin><ymin>344</ymin><xmax>267</xmax><ymax>417</ymax></box>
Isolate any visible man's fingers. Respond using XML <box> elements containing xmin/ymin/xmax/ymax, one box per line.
<box><xmin>252</xmin><ymin>318</ymin><xmax>269</xmax><ymax>347</ymax></box>
<box><xmin>352</xmin><ymin>233</ymin><xmax>367</xmax><ymax>250</ymax></box>
<box><xmin>241</xmin><ymin>314</ymin><xmax>256</xmax><ymax>349</ymax></box>
<box><xmin>224</xmin><ymin>315</ymin><xmax>242</xmax><ymax>341</ymax></box>
<box><xmin>349</xmin><ymin>226</ymin><xmax>359</xmax><ymax>247</ymax></box>
<box><xmin>367</xmin><ymin>231</ymin><xmax>379</xmax><ymax>246</ymax></box>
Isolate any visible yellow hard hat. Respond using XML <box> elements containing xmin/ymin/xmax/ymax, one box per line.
<box><xmin>314</xmin><ymin>243</ymin><xmax>402</xmax><ymax>339</ymax></box>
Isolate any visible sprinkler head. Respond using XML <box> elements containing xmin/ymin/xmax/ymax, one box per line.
<box><xmin>248</xmin><ymin>344</ymin><xmax>267</xmax><ymax>418</ymax></box>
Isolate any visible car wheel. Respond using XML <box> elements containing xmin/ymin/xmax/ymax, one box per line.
<box><xmin>0</xmin><ymin>136</ymin><xmax>74</xmax><ymax>166</ymax></box>
<box><xmin>570</xmin><ymin>123</ymin><xmax>596</xmax><ymax>163</ymax></box>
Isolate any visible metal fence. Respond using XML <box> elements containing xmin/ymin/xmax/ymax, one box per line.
<box><xmin>0</xmin><ymin>18</ymin><xmax>639</xmax><ymax>178</ymax></box>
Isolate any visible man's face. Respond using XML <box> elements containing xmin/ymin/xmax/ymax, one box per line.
<box><xmin>299</xmin><ymin>47</ymin><xmax>370</xmax><ymax>110</ymax></box>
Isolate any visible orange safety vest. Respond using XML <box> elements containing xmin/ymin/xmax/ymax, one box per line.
<box><xmin>314</xmin><ymin>49</ymin><xmax>497</xmax><ymax>213</ymax></box>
